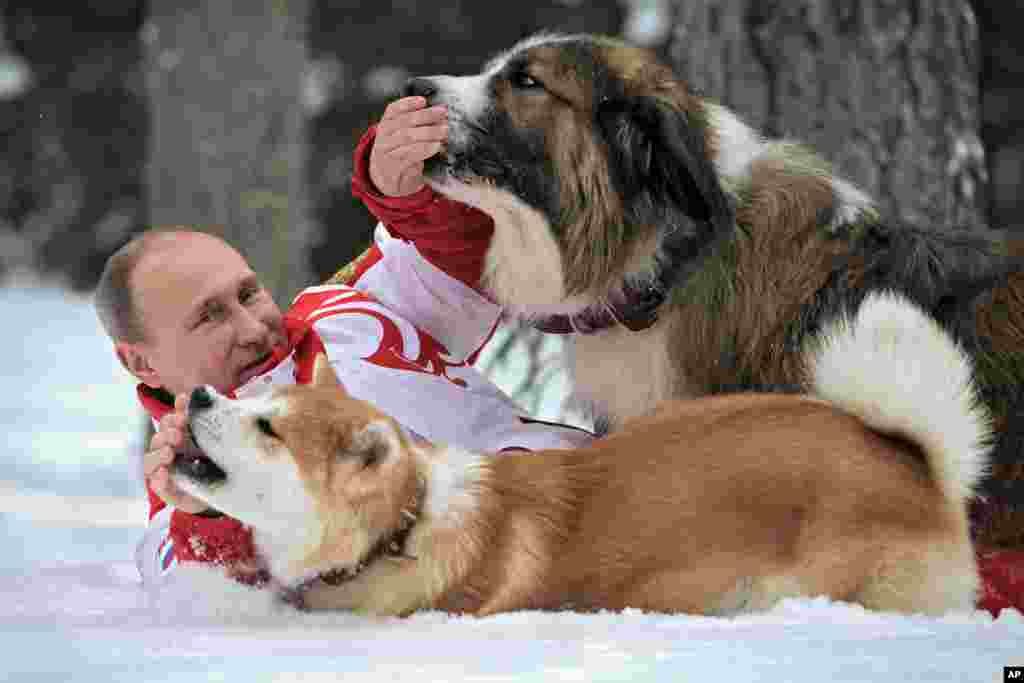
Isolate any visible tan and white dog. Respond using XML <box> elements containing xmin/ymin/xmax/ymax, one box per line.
<box><xmin>172</xmin><ymin>292</ymin><xmax>987</xmax><ymax>617</ymax></box>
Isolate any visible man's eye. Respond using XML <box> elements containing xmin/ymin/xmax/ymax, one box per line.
<box><xmin>240</xmin><ymin>286</ymin><xmax>261</xmax><ymax>304</ymax></box>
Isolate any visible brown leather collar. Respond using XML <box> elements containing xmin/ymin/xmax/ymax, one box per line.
<box><xmin>287</xmin><ymin>486</ymin><xmax>424</xmax><ymax>607</ymax></box>
<box><xmin>317</xmin><ymin>512</ymin><xmax>419</xmax><ymax>587</ymax></box>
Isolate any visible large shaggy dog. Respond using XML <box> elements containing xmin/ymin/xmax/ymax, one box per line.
<box><xmin>405</xmin><ymin>32</ymin><xmax>1024</xmax><ymax>548</ymax></box>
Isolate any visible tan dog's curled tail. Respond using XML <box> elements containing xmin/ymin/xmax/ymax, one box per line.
<box><xmin>807</xmin><ymin>291</ymin><xmax>991</xmax><ymax>504</ymax></box>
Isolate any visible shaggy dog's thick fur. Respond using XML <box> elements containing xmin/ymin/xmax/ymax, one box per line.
<box><xmin>404</xmin><ymin>32</ymin><xmax>1024</xmax><ymax>549</ymax></box>
<box><xmin>172</xmin><ymin>293</ymin><xmax>988</xmax><ymax>617</ymax></box>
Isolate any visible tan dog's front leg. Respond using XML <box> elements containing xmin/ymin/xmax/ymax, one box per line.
<box><xmin>301</xmin><ymin>557</ymin><xmax>429</xmax><ymax>616</ymax></box>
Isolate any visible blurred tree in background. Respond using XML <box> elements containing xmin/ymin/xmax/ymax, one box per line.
<box><xmin>0</xmin><ymin>0</ymin><xmax>1021</xmax><ymax>419</ymax></box>
<box><xmin>145</xmin><ymin>0</ymin><xmax>313</xmax><ymax>305</ymax></box>
<box><xmin>671</xmin><ymin>0</ymin><xmax>985</xmax><ymax>230</ymax></box>
<box><xmin>0</xmin><ymin>1</ymin><xmax>147</xmax><ymax>290</ymax></box>
<box><xmin>972</xmin><ymin>0</ymin><xmax>1024</xmax><ymax>230</ymax></box>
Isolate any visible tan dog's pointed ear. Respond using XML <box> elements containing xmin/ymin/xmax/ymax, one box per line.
<box><xmin>350</xmin><ymin>420</ymin><xmax>399</xmax><ymax>469</ymax></box>
<box><xmin>312</xmin><ymin>353</ymin><xmax>345</xmax><ymax>393</ymax></box>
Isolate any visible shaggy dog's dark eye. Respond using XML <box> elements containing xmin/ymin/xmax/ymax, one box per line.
<box><xmin>256</xmin><ymin>417</ymin><xmax>278</xmax><ymax>439</ymax></box>
<box><xmin>510</xmin><ymin>71</ymin><xmax>541</xmax><ymax>90</ymax></box>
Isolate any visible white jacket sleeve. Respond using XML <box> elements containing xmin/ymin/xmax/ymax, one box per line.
<box><xmin>351</xmin><ymin>224</ymin><xmax>502</xmax><ymax>363</ymax></box>
<box><xmin>134</xmin><ymin>506</ymin><xmax>177</xmax><ymax>588</ymax></box>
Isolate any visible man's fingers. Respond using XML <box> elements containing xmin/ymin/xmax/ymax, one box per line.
<box><xmin>371</xmin><ymin>142</ymin><xmax>443</xmax><ymax>196</ymax></box>
<box><xmin>149</xmin><ymin>465</ymin><xmax>170</xmax><ymax>490</ymax></box>
<box><xmin>143</xmin><ymin>446</ymin><xmax>175</xmax><ymax>477</ymax></box>
<box><xmin>373</xmin><ymin>123</ymin><xmax>448</xmax><ymax>155</ymax></box>
<box><xmin>152</xmin><ymin>425</ymin><xmax>185</xmax><ymax>451</ymax></box>
<box><xmin>381</xmin><ymin>103</ymin><xmax>447</xmax><ymax>126</ymax></box>
<box><xmin>375</xmin><ymin>116</ymin><xmax>448</xmax><ymax>148</ymax></box>
<box><xmin>148</xmin><ymin>465</ymin><xmax>181</xmax><ymax>503</ymax></box>
<box><xmin>158</xmin><ymin>410</ymin><xmax>183</xmax><ymax>429</ymax></box>
<box><xmin>157</xmin><ymin>414</ymin><xmax>187</xmax><ymax>443</ymax></box>
<box><xmin>380</xmin><ymin>96</ymin><xmax>429</xmax><ymax>120</ymax></box>
<box><xmin>375</xmin><ymin>106</ymin><xmax>447</xmax><ymax>139</ymax></box>
<box><xmin>148</xmin><ymin>464</ymin><xmax>208</xmax><ymax>514</ymax></box>
<box><xmin>371</xmin><ymin>100</ymin><xmax>448</xmax><ymax>196</ymax></box>
<box><xmin>382</xmin><ymin>142</ymin><xmax>443</xmax><ymax>166</ymax></box>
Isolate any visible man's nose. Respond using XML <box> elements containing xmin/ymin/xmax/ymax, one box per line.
<box><xmin>235</xmin><ymin>305</ymin><xmax>269</xmax><ymax>345</ymax></box>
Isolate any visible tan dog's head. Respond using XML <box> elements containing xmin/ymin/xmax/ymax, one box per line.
<box><xmin>408</xmin><ymin>32</ymin><xmax>733</xmax><ymax>312</ymax></box>
<box><xmin>171</xmin><ymin>354</ymin><xmax>421</xmax><ymax>586</ymax></box>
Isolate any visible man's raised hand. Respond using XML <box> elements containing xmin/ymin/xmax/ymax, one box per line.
<box><xmin>369</xmin><ymin>96</ymin><xmax>448</xmax><ymax>197</ymax></box>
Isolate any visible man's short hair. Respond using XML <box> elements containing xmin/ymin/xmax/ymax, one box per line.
<box><xmin>94</xmin><ymin>228</ymin><xmax>203</xmax><ymax>343</ymax></box>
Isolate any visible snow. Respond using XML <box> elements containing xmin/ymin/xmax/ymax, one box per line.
<box><xmin>2</xmin><ymin>280</ymin><xmax>1022</xmax><ymax>682</ymax></box>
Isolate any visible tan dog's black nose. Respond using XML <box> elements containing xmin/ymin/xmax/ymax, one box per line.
<box><xmin>403</xmin><ymin>77</ymin><xmax>438</xmax><ymax>101</ymax></box>
<box><xmin>189</xmin><ymin>386</ymin><xmax>214</xmax><ymax>414</ymax></box>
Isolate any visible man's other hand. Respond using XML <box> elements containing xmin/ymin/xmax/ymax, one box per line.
<box><xmin>143</xmin><ymin>393</ymin><xmax>209</xmax><ymax>515</ymax></box>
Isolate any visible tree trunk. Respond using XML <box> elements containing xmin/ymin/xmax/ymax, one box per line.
<box><xmin>669</xmin><ymin>0</ymin><xmax>987</xmax><ymax>230</ymax></box>
<box><xmin>144</xmin><ymin>0</ymin><xmax>314</xmax><ymax>305</ymax></box>
<box><xmin>0</xmin><ymin>2</ymin><xmax>147</xmax><ymax>290</ymax></box>
<box><xmin>971</xmin><ymin>0</ymin><xmax>1024</xmax><ymax>232</ymax></box>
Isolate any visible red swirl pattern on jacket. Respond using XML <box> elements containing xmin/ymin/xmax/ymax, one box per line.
<box><xmin>294</xmin><ymin>287</ymin><xmax>468</xmax><ymax>388</ymax></box>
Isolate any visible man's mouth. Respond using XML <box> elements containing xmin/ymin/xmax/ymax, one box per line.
<box><xmin>237</xmin><ymin>351</ymin><xmax>275</xmax><ymax>387</ymax></box>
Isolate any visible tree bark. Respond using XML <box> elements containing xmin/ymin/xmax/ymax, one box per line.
<box><xmin>669</xmin><ymin>0</ymin><xmax>987</xmax><ymax>230</ymax></box>
<box><xmin>144</xmin><ymin>0</ymin><xmax>314</xmax><ymax>305</ymax></box>
<box><xmin>0</xmin><ymin>2</ymin><xmax>147</xmax><ymax>290</ymax></box>
<box><xmin>970</xmin><ymin>0</ymin><xmax>1024</xmax><ymax>231</ymax></box>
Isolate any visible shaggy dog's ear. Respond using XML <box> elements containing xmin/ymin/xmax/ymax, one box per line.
<box><xmin>598</xmin><ymin>96</ymin><xmax>731</xmax><ymax>229</ymax></box>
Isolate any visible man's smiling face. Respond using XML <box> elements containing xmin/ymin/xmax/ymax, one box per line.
<box><xmin>119</xmin><ymin>232</ymin><xmax>288</xmax><ymax>397</ymax></box>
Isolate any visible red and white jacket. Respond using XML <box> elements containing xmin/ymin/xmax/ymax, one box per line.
<box><xmin>135</xmin><ymin>126</ymin><xmax>593</xmax><ymax>586</ymax></box>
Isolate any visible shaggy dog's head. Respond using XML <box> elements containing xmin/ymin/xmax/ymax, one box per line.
<box><xmin>408</xmin><ymin>33</ymin><xmax>733</xmax><ymax>315</ymax></box>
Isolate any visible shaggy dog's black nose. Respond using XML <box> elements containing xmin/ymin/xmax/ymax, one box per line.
<box><xmin>403</xmin><ymin>77</ymin><xmax>438</xmax><ymax>100</ymax></box>
<box><xmin>189</xmin><ymin>386</ymin><xmax>214</xmax><ymax>413</ymax></box>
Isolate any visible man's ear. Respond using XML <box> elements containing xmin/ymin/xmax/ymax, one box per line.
<box><xmin>312</xmin><ymin>353</ymin><xmax>347</xmax><ymax>394</ymax></box>
<box><xmin>115</xmin><ymin>342</ymin><xmax>162</xmax><ymax>388</ymax></box>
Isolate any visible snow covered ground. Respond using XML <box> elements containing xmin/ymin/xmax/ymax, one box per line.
<box><xmin>2</xmin><ymin>280</ymin><xmax>1022</xmax><ymax>683</ymax></box>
